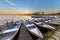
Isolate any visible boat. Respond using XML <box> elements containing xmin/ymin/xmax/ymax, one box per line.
<box><xmin>0</xmin><ymin>21</ymin><xmax>21</xmax><ymax>40</ymax></box>
<box><xmin>43</xmin><ymin>18</ymin><xmax>53</xmax><ymax>23</ymax></box>
<box><xmin>24</xmin><ymin>20</ymin><xmax>43</xmax><ymax>39</ymax></box>
<box><xmin>32</xmin><ymin>19</ymin><xmax>55</xmax><ymax>30</ymax></box>
<box><xmin>44</xmin><ymin>18</ymin><xmax>60</xmax><ymax>25</ymax></box>
<box><xmin>48</xmin><ymin>21</ymin><xmax>60</xmax><ymax>25</ymax></box>
<box><xmin>44</xmin><ymin>19</ymin><xmax>60</xmax><ymax>26</ymax></box>
<box><xmin>46</xmin><ymin>22</ymin><xmax>60</xmax><ymax>27</ymax></box>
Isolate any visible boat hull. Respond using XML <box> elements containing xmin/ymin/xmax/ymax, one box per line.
<box><xmin>0</xmin><ymin>21</ymin><xmax>21</xmax><ymax>40</ymax></box>
<box><xmin>26</xmin><ymin>27</ymin><xmax>43</xmax><ymax>39</ymax></box>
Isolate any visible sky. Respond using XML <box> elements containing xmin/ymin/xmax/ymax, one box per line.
<box><xmin>0</xmin><ymin>0</ymin><xmax>60</xmax><ymax>12</ymax></box>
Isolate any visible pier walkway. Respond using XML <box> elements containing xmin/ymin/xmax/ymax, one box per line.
<box><xmin>16</xmin><ymin>23</ymin><xmax>33</xmax><ymax>40</ymax></box>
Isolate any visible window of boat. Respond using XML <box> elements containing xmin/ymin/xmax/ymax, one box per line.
<box><xmin>25</xmin><ymin>21</ymin><xmax>33</xmax><ymax>25</ymax></box>
<box><xmin>34</xmin><ymin>20</ymin><xmax>40</xmax><ymax>23</ymax></box>
<box><xmin>28</xmin><ymin>25</ymin><xmax>36</xmax><ymax>29</ymax></box>
<box><xmin>44</xmin><ymin>19</ymin><xmax>48</xmax><ymax>21</ymax></box>
<box><xmin>28</xmin><ymin>22</ymin><xmax>33</xmax><ymax>24</ymax></box>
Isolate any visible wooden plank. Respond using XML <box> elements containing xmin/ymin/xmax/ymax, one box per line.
<box><xmin>17</xmin><ymin>24</ymin><xmax>33</xmax><ymax>40</ymax></box>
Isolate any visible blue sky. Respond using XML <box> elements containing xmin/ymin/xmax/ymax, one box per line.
<box><xmin>0</xmin><ymin>0</ymin><xmax>60</xmax><ymax>12</ymax></box>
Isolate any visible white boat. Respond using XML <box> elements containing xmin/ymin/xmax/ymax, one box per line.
<box><xmin>47</xmin><ymin>22</ymin><xmax>60</xmax><ymax>26</ymax></box>
<box><xmin>24</xmin><ymin>20</ymin><xmax>43</xmax><ymax>39</ymax></box>
<box><xmin>32</xmin><ymin>20</ymin><xmax>55</xmax><ymax>30</ymax></box>
<box><xmin>0</xmin><ymin>21</ymin><xmax>21</xmax><ymax>40</ymax></box>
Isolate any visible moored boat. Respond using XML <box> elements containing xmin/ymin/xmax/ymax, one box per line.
<box><xmin>0</xmin><ymin>21</ymin><xmax>21</xmax><ymax>40</ymax></box>
<box><xmin>24</xmin><ymin>20</ymin><xmax>43</xmax><ymax>39</ymax></box>
<box><xmin>32</xmin><ymin>20</ymin><xmax>55</xmax><ymax>30</ymax></box>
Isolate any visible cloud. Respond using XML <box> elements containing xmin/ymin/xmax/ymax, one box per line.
<box><xmin>0</xmin><ymin>4</ymin><xmax>17</xmax><ymax>10</ymax></box>
<box><xmin>5</xmin><ymin>0</ymin><xmax>16</xmax><ymax>6</ymax></box>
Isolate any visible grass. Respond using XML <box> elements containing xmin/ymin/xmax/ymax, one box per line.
<box><xmin>55</xmin><ymin>26</ymin><xmax>60</xmax><ymax>31</ymax></box>
<box><xmin>42</xmin><ymin>26</ymin><xmax>60</xmax><ymax>40</ymax></box>
<box><xmin>42</xmin><ymin>31</ymin><xmax>55</xmax><ymax>40</ymax></box>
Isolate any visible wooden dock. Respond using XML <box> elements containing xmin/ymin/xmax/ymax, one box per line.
<box><xmin>16</xmin><ymin>23</ymin><xmax>33</xmax><ymax>40</ymax></box>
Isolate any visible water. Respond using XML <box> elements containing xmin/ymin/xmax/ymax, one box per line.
<box><xmin>0</xmin><ymin>14</ymin><xmax>32</xmax><ymax>22</ymax></box>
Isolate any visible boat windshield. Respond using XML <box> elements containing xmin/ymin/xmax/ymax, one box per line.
<box><xmin>25</xmin><ymin>21</ymin><xmax>33</xmax><ymax>25</ymax></box>
<box><xmin>28</xmin><ymin>22</ymin><xmax>33</xmax><ymax>24</ymax></box>
<box><xmin>27</xmin><ymin>25</ymin><xmax>36</xmax><ymax>29</ymax></box>
<box><xmin>34</xmin><ymin>20</ymin><xmax>40</xmax><ymax>23</ymax></box>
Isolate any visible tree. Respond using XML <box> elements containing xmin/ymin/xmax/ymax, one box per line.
<box><xmin>32</xmin><ymin>12</ymin><xmax>40</xmax><ymax>15</ymax></box>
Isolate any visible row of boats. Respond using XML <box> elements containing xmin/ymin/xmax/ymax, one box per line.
<box><xmin>24</xmin><ymin>17</ymin><xmax>60</xmax><ymax>40</ymax></box>
<box><xmin>0</xmin><ymin>16</ymin><xmax>60</xmax><ymax>40</ymax></box>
